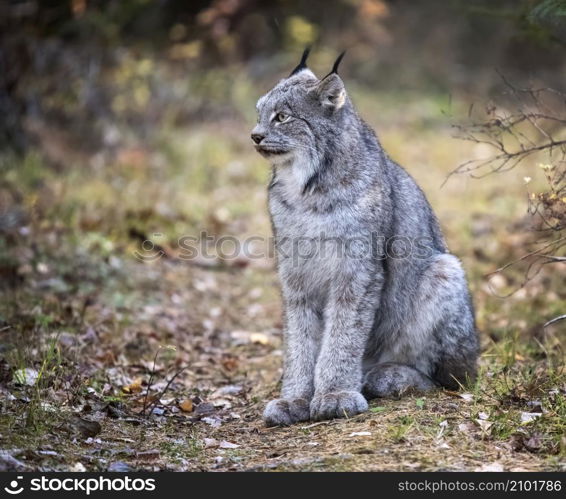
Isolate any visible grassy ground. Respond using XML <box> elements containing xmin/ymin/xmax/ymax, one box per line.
<box><xmin>0</xmin><ymin>85</ymin><xmax>564</xmax><ymax>471</ymax></box>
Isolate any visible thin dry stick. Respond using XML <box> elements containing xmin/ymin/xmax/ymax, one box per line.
<box><xmin>543</xmin><ymin>315</ymin><xmax>566</xmax><ymax>328</ymax></box>
<box><xmin>145</xmin><ymin>366</ymin><xmax>188</xmax><ymax>419</ymax></box>
<box><xmin>141</xmin><ymin>348</ymin><xmax>162</xmax><ymax>417</ymax></box>
<box><xmin>485</xmin><ymin>235</ymin><xmax>566</xmax><ymax>278</ymax></box>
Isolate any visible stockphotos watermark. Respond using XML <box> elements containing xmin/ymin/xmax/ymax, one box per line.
<box><xmin>133</xmin><ymin>231</ymin><xmax>439</xmax><ymax>265</ymax></box>
<box><xmin>3</xmin><ymin>475</ymin><xmax>156</xmax><ymax>495</ymax></box>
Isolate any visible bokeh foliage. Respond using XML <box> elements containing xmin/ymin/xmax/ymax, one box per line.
<box><xmin>1</xmin><ymin>0</ymin><xmax>566</xmax><ymax>154</ymax></box>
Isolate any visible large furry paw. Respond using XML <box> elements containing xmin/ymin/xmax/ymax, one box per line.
<box><xmin>263</xmin><ymin>398</ymin><xmax>311</xmax><ymax>427</ymax></box>
<box><xmin>310</xmin><ymin>391</ymin><xmax>368</xmax><ymax>421</ymax></box>
<box><xmin>362</xmin><ymin>363</ymin><xmax>436</xmax><ymax>399</ymax></box>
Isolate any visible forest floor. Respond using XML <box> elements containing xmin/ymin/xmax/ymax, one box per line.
<box><xmin>0</xmin><ymin>90</ymin><xmax>564</xmax><ymax>472</ymax></box>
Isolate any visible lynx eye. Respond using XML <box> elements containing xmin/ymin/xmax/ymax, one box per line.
<box><xmin>274</xmin><ymin>112</ymin><xmax>291</xmax><ymax>123</ymax></box>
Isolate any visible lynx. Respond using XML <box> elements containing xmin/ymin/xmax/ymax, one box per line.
<box><xmin>251</xmin><ymin>49</ymin><xmax>479</xmax><ymax>426</ymax></box>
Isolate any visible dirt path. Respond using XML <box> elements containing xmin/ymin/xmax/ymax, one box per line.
<box><xmin>2</xmin><ymin>253</ymin><xmax>563</xmax><ymax>472</ymax></box>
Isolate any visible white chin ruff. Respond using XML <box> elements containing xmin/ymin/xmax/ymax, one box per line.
<box><xmin>269</xmin><ymin>151</ymin><xmax>294</xmax><ymax>166</ymax></box>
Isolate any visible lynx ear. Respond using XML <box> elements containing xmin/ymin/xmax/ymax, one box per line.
<box><xmin>312</xmin><ymin>51</ymin><xmax>347</xmax><ymax>110</ymax></box>
<box><xmin>313</xmin><ymin>73</ymin><xmax>346</xmax><ymax>110</ymax></box>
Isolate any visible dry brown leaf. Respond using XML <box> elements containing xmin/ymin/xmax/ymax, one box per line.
<box><xmin>123</xmin><ymin>377</ymin><xmax>143</xmax><ymax>394</ymax></box>
<box><xmin>179</xmin><ymin>399</ymin><xmax>194</xmax><ymax>412</ymax></box>
<box><xmin>230</xmin><ymin>330</ymin><xmax>270</xmax><ymax>345</ymax></box>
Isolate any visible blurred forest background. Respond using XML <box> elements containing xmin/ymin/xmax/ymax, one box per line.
<box><xmin>0</xmin><ymin>0</ymin><xmax>564</xmax><ymax>472</ymax></box>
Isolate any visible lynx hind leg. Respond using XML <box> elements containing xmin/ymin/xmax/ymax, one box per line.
<box><xmin>425</xmin><ymin>254</ymin><xmax>479</xmax><ymax>389</ymax></box>
<box><xmin>363</xmin><ymin>363</ymin><xmax>435</xmax><ymax>398</ymax></box>
<box><xmin>369</xmin><ymin>254</ymin><xmax>479</xmax><ymax>395</ymax></box>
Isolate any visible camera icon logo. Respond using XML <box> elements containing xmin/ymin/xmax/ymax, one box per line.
<box><xmin>4</xmin><ymin>476</ymin><xmax>24</xmax><ymax>495</ymax></box>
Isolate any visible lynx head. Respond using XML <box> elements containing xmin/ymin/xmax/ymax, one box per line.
<box><xmin>251</xmin><ymin>49</ymin><xmax>351</xmax><ymax>166</ymax></box>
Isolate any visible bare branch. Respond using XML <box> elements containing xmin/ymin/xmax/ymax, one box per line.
<box><xmin>543</xmin><ymin>315</ymin><xmax>566</xmax><ymax>328</ymax></box>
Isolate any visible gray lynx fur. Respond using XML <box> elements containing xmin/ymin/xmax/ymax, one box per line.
<box><xmin>251</xmin><ymin>50</ymin><xmax>479</xmax><ymax>426</ymax></box>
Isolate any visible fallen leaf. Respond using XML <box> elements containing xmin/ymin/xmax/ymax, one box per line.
<box><xmin>349</xmin><ymin>431</ymin><xmax>371</xmax><ymax>437</ymax></box>
<box><xmin>221</xmin><ymin>357</ymin><xmax>239</xmax><ymax>371</ymax></box>
<box><xmin>211</xmin><ymin>385</ymin><xmax>243</xmax><ymax>398</ymax></box>
<box><xmin>204</xmin><ymin>438</ymin><xmax>218</xmax><ymax>448</ymax></box>
<box><xmin>122</xmin><ymin>378</ymin><xmax>143</xmax><ymax>394</ymax></box>
<box><xmin>70</xmin><ymin>462</ymin><xmax>86</xmax><ymax>472</ymax></box>
<box><xmin>212</xmin><ymin>398</ymin><xmax>232</xmax><ymax>409</ymax></box>
<box><xmin>475</xmin><ymin>419</ymin><xmax>493</xmax><ymax>433</ymax></box>
<box><xmin>179</xmin><ymin>399</ymin><xmax>194</xmax><ymax>412</ymax></box>
<box><xmin>520</xmin><ymin>412</ymin><xmax>542</xmax><ymax>424</ymax></box>
<box><xmin>13</xmin><ymin>368</ymin><xmax>39</xmax><ymax>386</ymax></box>
<box><xmin>194</xmin><ymin>402</ymin><xmax>215</xmax><ymax>415</ymax></box>
<box><xmin>70</xmin><ymin>416</ymin><xmax>102</xmax><ymax>439</ymax></box>
<box><xmin>230</xmin><ymin>330</ymin><xmax>270</xmax><ymax>345</ymax></box>
<box><xmin>250</xmin><ymin>332</ymin><xmax>270</xmax><ymax>345</ymax></box>
<box><xmin>444</xmin><ymin>390</ymin><xmax>473</xmax><ymax>402</ymax></box>
<box><xmin>219</xmin><ymin>440</ymin><xmax>239</xmax><ymax>449</ymax></box>
<box><xmin>202</xmin><ymin>416</ymin><xmax>222</xmax><ymax>428</ymax></box>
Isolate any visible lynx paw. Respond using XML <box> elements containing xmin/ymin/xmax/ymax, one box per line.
<box><xmin>310</xmin><ymin>391</ymin><xmax>368</xmax><ymax>421</ymax></box>
<box><xmin>362</xmin><ymin>363</ymin><xmax>436</xmax><ymax>398</ymax></box>
<box><xmin>263</xmin><ymin>398</ymin><xmax>311</xmax><ymax>427</ymax></box>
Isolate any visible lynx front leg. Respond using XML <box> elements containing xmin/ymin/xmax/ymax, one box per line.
<box><xmin>263</xmin><ymin>294</ymin><xmax>322</xmax><ymax>426</ymax></box>
<box><xmin>311</xmin><ymin>267</ymin><xmax>383</xmax><ymax>421</ymax></box>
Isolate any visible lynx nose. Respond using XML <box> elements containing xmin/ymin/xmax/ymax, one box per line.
<box><xmin>251</xmin><ymin>133</ymin><xmax>265</xmax><ymax>145</ymax></box>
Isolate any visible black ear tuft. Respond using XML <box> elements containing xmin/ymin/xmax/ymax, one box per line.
<box><xmin>289</xmin><ymin>47</ymin><xmax>311</xmax><ymax>77</ymax></box>
<box><xmin>330</xmin><ymin>51</ymin><xmax>346</xmax><ymax>75</ymax></box>
<box><xmin>320</xmin><ymin>51</ymin><xmax>347</xmax><ymax>80</ymax></box>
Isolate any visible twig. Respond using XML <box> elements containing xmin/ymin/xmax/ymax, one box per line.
<box><xmin>141</xmin><ymin>349</ymin><xmax>162</xmax><ymax>417</ymax></box>
<box><xmin>145</xmin><ymin>366</ymin><xmax>188</xmax><ymax>419</ymax></box>
<box><xmin>300</xmin><ymin>421</ymin><xmax>332</xmax><ymax>429</ymax></box>
<box><xmin>485</xmin><ymin>235</ymin><xmax>566</xmax><ymax>277</ymax></box>
<box><xmin>543</xmin><ymin>315</ymin><xmax>566</xmax><ymax>328</ymax></box>
<box><xmin>540</xmin><ymin>255</ymin><xmax>566</xmax><ymax>262</ymax></box>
